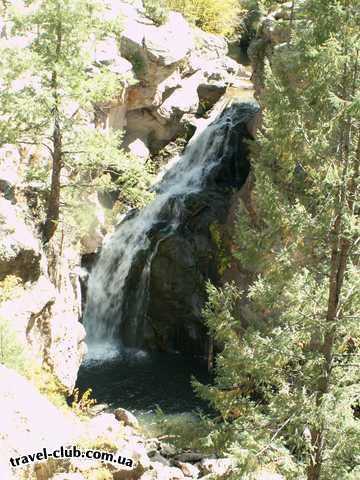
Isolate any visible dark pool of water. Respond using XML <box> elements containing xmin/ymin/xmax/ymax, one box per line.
<box><xmin>76</xmin><ymin>349</ymin><xmax>211</xmax><ymax>416</ymax></box>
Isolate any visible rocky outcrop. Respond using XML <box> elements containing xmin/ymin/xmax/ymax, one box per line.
<box><xmin>0</xmin><ymin>197</ymin><xmax>41</xmax><ymax>282</ymax></box>
<box><xmin>0</xmin><ymin>174</ymin><xmax>85</xmax><ymax>390</ymax></box>
<box><xmin>0</xmin><ymin>365</ymin><xmax>81</xmax><ymax>480</ymax></box>
<box><xmin>95</xmin><ymin>1</ymin><xmax>251</xmax><ymax>155</ymax></box>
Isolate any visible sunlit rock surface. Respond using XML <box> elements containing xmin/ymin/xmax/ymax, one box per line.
<box><xmin>93</xmin><ymin>1</ymin><xmax>252</xmax><ymax>155</ymax></box>
<box><xmin>0</xmin><ymin>197</ymin><xmax>41</xmax><ymax>282</ymax></box>
<box><xmin>0</xmin><ymin>365</ymin><xmax>81</xmax><ymax>480</ymax></box>
<box><xmin>0</xmin><ymin>195</ymin><xmax>85</xmax><ymax>390</ymax></box>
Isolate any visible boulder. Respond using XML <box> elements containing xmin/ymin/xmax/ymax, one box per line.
<box><xmin>128</xmin><ymin>138</ymin><xmax>150</xmax><ymax>161</ymax></box>
<box><xmin>190</xmin><ymin>28</ymin><xmax>228</xmax><ymax>63</ymax></box>
<box><xmin>120</xmin><ymin>11</ymin><xmax>193</xmax><ymax>69</ymax></box>
<box><xmin>156</xmin><ymin>72</ymin><xmax>202</xmax><ymax>123</ymax></box>
<box><xmin>143</xmin><ymin>13</ymin><xmax>194</xmax><ymax>67</ymax></box>
<box><xmin>85</xmin><ymin>413</ymin><xmax>123</xmax><ymax>441</ymax></box>
<box><xmin>199</xmin><ymin>458</ymin><xmax>235</xmax><ymax>478</ymax></box>
<box><xmin>174</xmin><ymin>461</ymin><xmax>200</xmax><ymax>478</ymax></box>
<box><xmin>148</xmin><ymin>452</ymin><xmax>170</xmax><ymax>466</ymax></box>
<box><xmin>111</xmin><ymin>443</ymin><xmax>151</xmax><ymax>480</ymax></box>
<box><xmin>93</xmin><ymin>36</ymin><xmax>134</xmax><ymax>76</ymax></box>
<box><xmin>145</xmin><ymin>438</ymin><xmax>161</xmax><ymax>456</ymax></box>
<box><xmin>125</xmin><ymin>108</ymin><xmax>183</xmax><ymax>152</ymax></box>
<box><xmin>0</xmin><ymin>366</ymin><xmax>81</xmax><ymax>480</ymax></box>
<box><xmin>114</xmin><ymin>408</ymin><xmax>140</xmax><ymax>429</ymax></box>
<box><xmin>124</xmin><ymin>66</ymin><xmax>182</xmax><ymax>112</ymax></box>
<box><xmin>0</xmin><ymin>197</ymin><xmax>41</xmax><ymax>282</ymax></box>
<box><xmin>150</xmin><ymin>464</ymin><xmax>184</xmax><ymax>480</ymax></box>
<box><xmin>159</xmin><ymin>443</ymin><xmax>176</xmax><ymax>458</ymax></box>
<box><xmin>138</xmin><ymin>472</ymin><xmax>157</xmax><ymax>480</ymax></box>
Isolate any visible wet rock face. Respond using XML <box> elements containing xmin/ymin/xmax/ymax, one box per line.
<box><xmin>146</xmin><ymin>196</ymin><xmax>225</xmax><ymax>353</ymax></box>
<box><xmin>120</xmin><ymin>108</ymin><xmax>254</xmax><ymax>354</ymax></box>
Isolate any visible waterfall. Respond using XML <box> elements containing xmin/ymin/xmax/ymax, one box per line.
<box><xmin>83</xmin><ymin>98</ymin><xmax>258</xmax><ymax>361</ymax></box>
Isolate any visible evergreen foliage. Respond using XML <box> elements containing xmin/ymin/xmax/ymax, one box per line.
<box><xmin>195</xmin><ymin>1</ymin><xmax>360</xmax><ymax>479</ymax></box>
<box><xmin>0</xmin><ymin>0</ymin><xmax>152</xmax><ymax>242</ymax></box>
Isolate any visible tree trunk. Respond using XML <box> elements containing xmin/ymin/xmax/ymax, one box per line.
<box><xmin>305</xmin><ymin>38</ymin><xmax>360</xmax><ymax>478</ymax></box>
<box><xmin>306</xmin><ymin>122</ymin><xmax>356</xmax><ymax>480</ymax></box>
<box><xmin>43</xmin><ymin>19</ymin><xmax>62</xmax><ymax>243</ymax></box>
<box><xmin>43</xmin><ymin>116</ymin><xmax>62</xmax><ymax>242</ymax></box>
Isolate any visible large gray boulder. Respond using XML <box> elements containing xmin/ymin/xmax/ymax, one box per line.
<box><xmin>120</xmin><ymin>10</ymin><xmax>194</xmax><ymax>69</ymax></box>
<box><xmin>156</xmin><ymin>71</ymin><xmax>202</xmax><ymax>123</ymax></box>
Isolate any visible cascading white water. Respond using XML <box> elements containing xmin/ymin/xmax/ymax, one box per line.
<box><xmin>83</xmin><ymin>97</ymin><xmax>255</xmax><ymax>361</ymax></box>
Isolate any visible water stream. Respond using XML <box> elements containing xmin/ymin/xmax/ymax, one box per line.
<box><xmin>79</xmin><ymin>98</ymin><xmax>258</xmax><ymax>415</ymax></box>
<box><xmin>83</xmin><ymin>98</ymin><xmax>258</xmax><ymax>361</ymax></box>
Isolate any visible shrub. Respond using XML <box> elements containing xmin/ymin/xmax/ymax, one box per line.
<box><xmin>166</xmin><ymin>0</ymin><xmax>243</xmax><ymax>36</ymax></box>
<box><xmin>143</xmin><ymin>0</ymin><xmax>169</xmax><ymax>25</ymax></box>
<box><xmin>0</xmin><ymin>276</ymin><xmax>27</xmax><ymax>371</ymax></box>
<box><xmin>0</xmin><ymin>317</ymin><xmax>26</xmax><ymax>371</ymax></box>
<box><xmin>143</xmin><ymin>407</ymin><xmax>214</xmax><ymax>453</ymax></box>
<box><xmin>71</xmin><ymin>387</ymin><xmax>97</xmax><ymax>416</ymax></box>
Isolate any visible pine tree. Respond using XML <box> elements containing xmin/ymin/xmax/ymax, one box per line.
<box><xmin>195</xmin><ymin>1</ymin><xmax>360</xmax><ymax>479</ymax></box>
<box><xmin>0</xmin><ymin>0</ymin><xmax>148</xmax><ymax>242</ymax></box>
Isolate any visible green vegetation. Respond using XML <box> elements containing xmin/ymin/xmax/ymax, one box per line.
<box><xmin>0</xmin><ymin>0</ymin><xmax>150</xmax><ymax>243</ymax></box>
<box><xmin>142</xmin><ymin>0</ymin><xmax>243</xmax><ymax>36</ymax></box>
<box><xmin>128</xmin><ymin>51</ymin><xmax>146</xmax><ymax>78</ymax></box>
<box><xmin>209</xmin><ymin>222</ymin><xmax>231</xmax><ymax>276</ymax></box>
<box><xmin>195</xmin><ymin>1</ymin><xmax>360</xmax><ymax>479</ymax></box>
<box><xmin>0</xmin><ymin>276</ymin><xmax>27</xmax><ymax>372</ymax></box>
<box><xmin>166</xmin><ymin>0</ymin><xmax>242</xmax><ymax>36</ymax></box>
<box><xmin>71</xmin><ymin>387</ymin><xmax>97</xmax><ymax>417</ymax></box>
<box><xmin>143</xmin><ymin>0</ymin><xmax>169</xmax><ymax>25</ymax></box>
<box><xmin>0</xmin><ymin>316</ymin><xmax>25</xmax><ymax>370</ymax></box>
<box><xmin>143</xmin><ymin>409</ymin><xmax>214</xmax><ymax>453</ymax></box>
